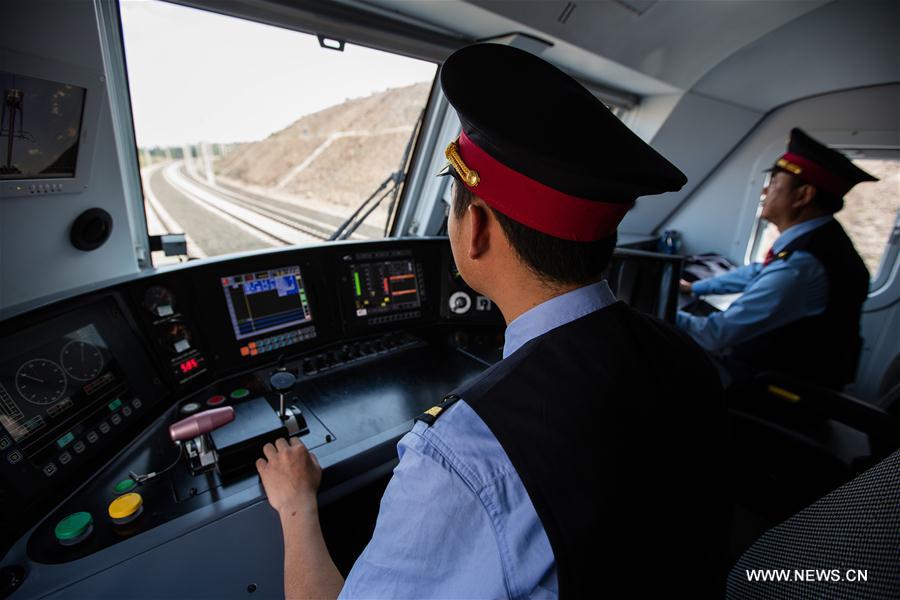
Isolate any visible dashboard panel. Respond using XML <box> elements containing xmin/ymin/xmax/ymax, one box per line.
<box><xmin>0</xmin><ymin>237</ymin><xmax>505</xmax><ymax>598</ymax></box>
<box><xmin>0</xmin><ymin>296</ymin><xmax>165</xmax><ymax>524</ymax></box>
<box><xmin>0</xmin><ymin>237</ymin><xmax>672</xmax><ymax>598</ymax></box>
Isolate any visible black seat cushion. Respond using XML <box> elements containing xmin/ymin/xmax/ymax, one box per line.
<box><xmin>727</xmin><ymin>449</ymin><xmax>900</xmax><ymax>599</ymax></box>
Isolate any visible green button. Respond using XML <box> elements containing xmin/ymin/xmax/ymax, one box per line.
<box><xmin>108</xmin><ymin>398</ymin><xmax>123</xmax><ymax>412</ymax></box>
<box><xmin>230</xmin><ymin>388</ymin><xmax>250</xmax><ymax>399</ymax></box>
<box><xmin>57</xmin><ymin>432</ymin><xmax>75</xmax><ymax>449</ymax></box>
<box><xmin>114</xmin><ymin>478</ymin><xmax>136</xmax><ymax>494</ymax></box>
<box><xmin>55</xmin><ymin>512</ymin><xmax>92</xmax><ymax>541</ymax></box>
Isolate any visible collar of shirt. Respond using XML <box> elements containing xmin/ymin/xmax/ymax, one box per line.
<box><xmin>502</xmin><ymin>280</ymin><xmax>617</xmax><ymax>359</ymax></box>
<box><xmin>772</xmin><ymin>215</ymin><xmax>834</xmax><ymax>254</ymax></box>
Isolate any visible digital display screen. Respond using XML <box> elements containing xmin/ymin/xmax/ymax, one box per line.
<box><xmin>0</xmin><ymin>324</ymin><xmax>116</xmax><ymax>456</ymax></box>
<box><xmin>221</xmin><ymin>266</ymin><xmax>313</xmax><ymax>341</ymax></box>
<box><xmin>0</xmin><ymin>72</ymin><xmax>86</xmax><ymax>180</ymax></box>
<box><xmin>178</xmin><ymin>358</ymin><xmax>201</xmax><ymax>375</ymax></box>
<box><xmin>351</xmin><ymin>259</ymin><xmax>421</xmax><ymax>317</ymax></box>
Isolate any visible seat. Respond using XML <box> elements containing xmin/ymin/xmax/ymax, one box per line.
<box><xmin>726</xmin><ymin>371</ymin><xmax>900</xmax><ymax>560</ymax></box>
<box><xmin>603</xmin><ymin>248</ymin><xmax>683</xmax><ymax>322</ymax></box>
<box><xmin>726</xmin><ymin>449</ymin><xmax>900</xmax><ymax>599</ymax></box>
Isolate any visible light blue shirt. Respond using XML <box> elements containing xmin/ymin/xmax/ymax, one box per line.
<box><xmin>676</xmin><ymin>216</ymin><xmax>833</xmax><ymax>353</ymax></box>
<box><xmin>340</xmin><ymin>281</ymin><xmax>618</xmax><ymax>599</ymax></box>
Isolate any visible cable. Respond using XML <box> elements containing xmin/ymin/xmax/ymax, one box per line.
<box><xmin>128</xmin><ymin>441</ymin><xmax>183</xmax><ymax>484</ymax></box>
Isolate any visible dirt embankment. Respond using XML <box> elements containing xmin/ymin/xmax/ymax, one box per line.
<box><xmin>215</xmin><ymin>82</ymin><xmax>431</xmax><ymax>210</ymax></box>
<box><xmin>837</xmin><ymin>158</ymin><xmax>899</xmax><ymax>277</ymax></box>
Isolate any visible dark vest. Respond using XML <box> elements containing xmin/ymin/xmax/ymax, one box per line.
<box><xmin>424</xmin><ymin>301</ymin><xmax>732</xmax><ymax>598</ymax></box>
<box><xmin>731</xmin><ymin>219</ymin><xmax>869</xmax><ymax>389</ymax></box>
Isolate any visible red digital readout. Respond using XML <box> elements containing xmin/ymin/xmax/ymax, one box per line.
<box><xmin>179</xmin><ymin>358</ymin><xmax>200</xmax><ymax>374</ymax></box>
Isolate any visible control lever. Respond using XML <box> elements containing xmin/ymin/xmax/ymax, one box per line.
<box><xmin>169</xmin><ymin>406</ymin><xmax>235</xmax><ymax>442</ymax></box>
<box><xmin>171</xmin><ymin>407</ymin><xmax>236</xmax><ymax>476</ymax></box>
<box><xmin>128</xmin><ymin>408</ymin><xmax>233</xmax><ymax>485</ymax></box>
<box><xmin>270</xmin><ymin>369</ymin><xmax>296</xmax><ymax>421</ymax></box>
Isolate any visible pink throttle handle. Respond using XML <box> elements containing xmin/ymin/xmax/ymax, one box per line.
<box><xmin>169</xmin><ymin>406</ymin><xmax>235</xmax><ymax>442</ymax></box>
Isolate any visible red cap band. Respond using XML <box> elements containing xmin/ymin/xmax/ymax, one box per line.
<box><xmin>457</xmin><ymin>131</ymin><xmax>632</xmax><ymax>241</ymax></box>
<box><xmin>778</xmin><ymin>152</ymin><xmax>852</xmax><ymax>197</ymax></box>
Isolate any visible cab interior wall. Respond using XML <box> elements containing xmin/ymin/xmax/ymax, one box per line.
<box><xmin>1</xmin><ymin>1</ymin><xmax>143</xmax><ymax>310</ymax></box>
<box><xmin>621</xmin><ymin>0</ymin><xmax>899</xmax><ymax>236</ymax></box>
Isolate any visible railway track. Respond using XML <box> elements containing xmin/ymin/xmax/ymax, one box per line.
<box><xmin>182</xmin><ymin>167</ymin><xmax>383</xmax><ymax>241</ymax></box>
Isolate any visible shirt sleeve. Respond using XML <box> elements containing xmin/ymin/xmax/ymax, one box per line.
<box><xmin>691</xmin><ymin>263</ymin><xmax>762</xmax><ymax>296</ymax></box>
<box><xmin>338</xmin><ymin>427</ymin><xmax>508</xmax><ymax>599</ymax></box>
<box><xmin>677</xmin><ymin>253</ymin><xmax>828</xmax><ymax>353</ymax></box>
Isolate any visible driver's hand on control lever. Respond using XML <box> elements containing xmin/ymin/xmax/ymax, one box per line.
<box><xmin>679</xmin><ymin>279</ymin><xmax>694</xmax><ymax>295</ymax></box>
<box><xmin>257</xmin><ymin>437</ymin><xmax>321</xmax><ymax>514</ymax></box>
<box><xmin>257</xmin><ymin>438</ymin><xmax>343</xmax><ymax>599</ymax></box>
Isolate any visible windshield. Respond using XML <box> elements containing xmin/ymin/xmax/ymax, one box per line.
<box><xmin>119</xmin><ymin>0</ymin><xmax>437</xmax><ymax>265</ymax></box>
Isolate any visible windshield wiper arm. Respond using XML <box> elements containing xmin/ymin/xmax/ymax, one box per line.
<box><xmin>328</xmin><ymin>109</ymin><xmax>424</xmax><ymax>241</ymax></box>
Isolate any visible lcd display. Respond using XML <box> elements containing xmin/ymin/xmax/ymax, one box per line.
<box><xmin>0</xmin><ymin>72</ymin><xmax>86</xmax><ymax>180</ymax></box>
<box><xmin>350</xmin><ymin>259</ymin><xmax>422</xmax><ymax>317</ymax></box>
<box><xmin>221</xmin><ymin>266</ymin><xmax>313</xmax><ymax>341</ymax></box>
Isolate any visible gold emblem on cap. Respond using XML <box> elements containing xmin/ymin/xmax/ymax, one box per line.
<box><xmin>445</xmin><ymin>140</ymin><xmax>480</xmax><ymax>187</ymax></box>
<box><xmin>776</xmin><ymin>158</ymin><xmax>803</xmax><ymax>175</ymax></box>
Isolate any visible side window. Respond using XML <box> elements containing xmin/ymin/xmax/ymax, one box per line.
<box><xmin>748</xmin><ymin>150</ymin><xmax>900</xmax><ymax>286</ymax></box>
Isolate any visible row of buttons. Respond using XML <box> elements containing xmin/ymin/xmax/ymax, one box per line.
<box><xmin>28</xmin><ymin>183</ymin><xmax>64</xmax><ymax>194</ymax></box>
<box><xmin>54</xmin><ymin>488</ymin><xmax>145</xmax><ymax>545</ymax></box>
<box><xmin>240</xmin><ymin>327</ymin><xmax>316</xmax><ymax>358</ymax></box>
<box><xmin>41</xmin><ymin>398</ymin><xmax>143</xmax><ymax>477</ymax></box>
<box><xmin>367</xmin><ymin>310</ymin><xmax>421</xmax><ymax>326</ymax></box>
<box><xmin>301</xmin><ymin>333</ymin><xmax>417</xmax><ymax>376</ymax></box>
<box><xmin>179</xmin><ymin>388</ymin><xmax>249</xmax><ymax>414</ymax></box>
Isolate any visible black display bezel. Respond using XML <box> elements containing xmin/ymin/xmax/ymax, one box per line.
<box><xmin>337</xmin><ymin>244</ymin><xmax>440</xmax><ymax>336</ymax></box>
<box><xmin>190</xmin><ymin>252</ymin><xmax>336</xmax><ymax>372</ymax></box>
<box><xmin>219</xmin><ymin>265</ymin><xmax>315</xmax><ymax>343</ymax></box>
<box><xmin>0</xmin><ymin>293</ymin><xmax>167</xmax><ymax>553</ymax></box>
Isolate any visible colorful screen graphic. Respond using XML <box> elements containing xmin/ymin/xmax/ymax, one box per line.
<box><xmin>351</xmin><ymin>260</ymin><xmax>421</xmax><ymax>317</ymax></box>
<box><xmin>221</xmin><ymin>266</ymin><xmax>313</xmax><ymax>341</ymax></box>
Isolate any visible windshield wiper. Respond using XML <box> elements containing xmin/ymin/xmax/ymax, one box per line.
<box><xmin>328</xmin><ymin>109</ymin><xmax>424</xmax><ymax>241</ymax></box>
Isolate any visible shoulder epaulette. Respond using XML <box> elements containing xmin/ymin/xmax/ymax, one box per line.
<box><xmin>415</xmin><ymin>394</ymin><xmax>461</xmax><ymax>426</ymax></box>
<box><xmin>776</xmin><ymin>250</ymin><xmax>793</xmax><ymax>262</ymax></box>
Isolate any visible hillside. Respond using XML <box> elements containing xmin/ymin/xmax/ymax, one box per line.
<box><xmin>215</xmin><ymin>82</ymin><xmax>431</xmax><ymax>210</ymax></box>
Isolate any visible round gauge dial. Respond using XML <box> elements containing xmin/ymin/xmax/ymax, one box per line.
<box><xmin>16</xmin><ymin>359</ymin><xmax>67</xmax><ymax>405</ymax></box>
<box><xmin>143</xmin><ymin>286</ymin><xmax>175</xmax><ymax>316</ymax></box>
<box><xmin>60</xmin><ymin>340</ymin><xmax>104</xmax><ymax>381</ymax></box>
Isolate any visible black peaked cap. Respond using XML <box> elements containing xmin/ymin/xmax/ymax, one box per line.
<box><xmin>787</xmin><ymin>128</ymin><xmax>878</xmax><ymax>187</ymax></box>
<box><xmin>440</xmin><ymin>43</ymin><xmax>687</xmax><ymax>202</ymax></box>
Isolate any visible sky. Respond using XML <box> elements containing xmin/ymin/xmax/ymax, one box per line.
<box><xmin>119</xmin><ymin>0</ymin><xmax>437</xmax><ymax>148</ymax></box>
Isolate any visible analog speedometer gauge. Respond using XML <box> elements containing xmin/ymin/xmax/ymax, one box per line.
<box><xmin>15</xmin><ymin>359</ymin><xmax>67</xmax><ymax>405</ymax></box>
<box><xmin>60</xmin><ymin>340</ymin><xmax>104</xmax><ymax>381</ymax></box>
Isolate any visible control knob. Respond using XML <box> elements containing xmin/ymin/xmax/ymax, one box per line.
<box><xmin>270</xmin><ymin>369</ymin><xmax>296</xmax><ymax>420</ymax></box>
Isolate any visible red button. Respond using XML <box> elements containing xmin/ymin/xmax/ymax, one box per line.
<box><xmin>207</xmin><ymin>395</ymin><xmax>226</xmax><ymax>406</ymax></box>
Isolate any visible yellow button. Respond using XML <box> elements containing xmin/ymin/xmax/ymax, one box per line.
<box><xmin>108</xmin><ymin>492</ymin><xmax>143</xmax><ymax>520</ymax></box>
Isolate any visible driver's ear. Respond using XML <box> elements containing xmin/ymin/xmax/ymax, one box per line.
<box><xmin>793</xmin><ymin>183</ymin><xmax>817</xmax><ymax>209</ymax></box>
<box><xmin>467</xmin><ymin>202</ymin><xmax>491</xmax><ymax>260</ymax></box>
